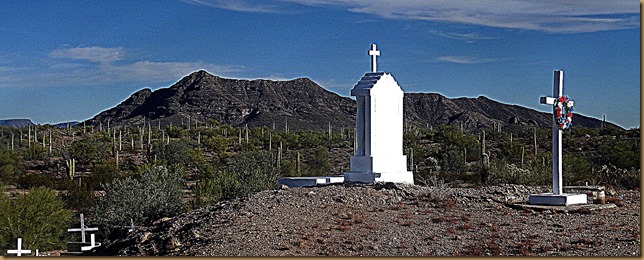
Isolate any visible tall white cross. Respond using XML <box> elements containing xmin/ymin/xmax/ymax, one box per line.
<box><xmin>368</xmin><ymin>43</ymin><xmax>380</xmax><ymax>72</ymax></box>
<box><xmin>7</xmin><ymin>238</ymin><xmax>31</xmax><ymax>256</ymax></box>
<box><xmin>67</xmin><ymin>213</ymin><xmax>99</xmax><ymax>243</ymax></box>
<box><xmin>539</xmin><ymin>70</ymin><xmax>574</xmax><ymax>195</ymax></box>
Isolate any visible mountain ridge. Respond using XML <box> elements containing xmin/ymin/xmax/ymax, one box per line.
<box><xmin>86</xmin><ymin>70</ymin><xmax>618</xmax><ymax>131</ymax></box>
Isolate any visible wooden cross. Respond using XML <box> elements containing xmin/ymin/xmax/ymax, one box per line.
<box><xmin>368</xmin><ymin>43</ymin><xmax>380</xmax><ymax>72</ymax></box>
<box><xmin>67</xmin><ymin>213</ymin><xmax>99</xmax><ymax>243</ymax></box>
<box><xmin>7</xmin><ymin>238</ymin><xmax>31</xmax><ymax>256</ymax></box>
<box><xmin>539</xmin><ymin>70</ymin><xmax>574</xmax><ymax>195</ymax></box>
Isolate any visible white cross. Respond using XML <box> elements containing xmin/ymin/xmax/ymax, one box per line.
<box><xmin>539</xmin><ymin>70</ymin><xmax>574</xmax><ymax>195</ymax></box>
<box><xmin>128</xmin><ymin>218</ymin><xmax>136</xmax><ymax>232</ymax></box>
<box><xmin>368</xmin><ymin>43</ymin><xmax>380</xmax><ymax>72</ymax></box>
<box><xmin>67</xmin><ymin>213</ymin><xmax>99</xmax><ymax>243</ymax></box>
<box><xmin>7</xmin><ymin>238</ymin><xmax>31</xmax><ymax>256</ymax></box>
<box><xmin>80</xmin><ymin>233</ymin><xmax>101</xmax><ymax>251</ymax></box>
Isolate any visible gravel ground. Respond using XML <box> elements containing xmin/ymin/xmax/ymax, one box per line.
<box><xmin>85</xmin><ymin>183</ymin><xmax>640</xmax><ymax>256</ymax></box>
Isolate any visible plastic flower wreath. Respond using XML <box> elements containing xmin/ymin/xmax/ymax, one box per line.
<box><xmin>554</xmin><ymin>95</ymin><xmax>573</xmax><ymax>129</ymax></box>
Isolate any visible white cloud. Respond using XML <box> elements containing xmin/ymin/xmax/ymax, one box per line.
<box><xmin>182</xmin><ymin>0</ymin><xmax>286</xmax><ymax>13</ymax></box>
<box><xmin>430</xmin><ymin>30</ymin><xmax>500</xmax><ymax>41</ymax></box>
<box><xmin>49</xmin><ymin>46</ymin><xmax>125</xmax><ymax>63</ymax></box>
<box><xmin>436</xmin><ymin>56</ymin><xmax>497</xmax><ymax>64</ymax></box>
<box><xmin>202</xmin><ymin>0</ymin><xmax>639</xmax><ymax>33</ymax></box>
<box><xmin>0</xmin><ymin>46</ymin><xmax>245</xmax><ymax>88</ymax></box>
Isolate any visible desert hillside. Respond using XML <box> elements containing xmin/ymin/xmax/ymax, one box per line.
<box><xmin>84</xmin><ymin>183</ymin><xmax>640</xmax><ymax>256</ymax></box>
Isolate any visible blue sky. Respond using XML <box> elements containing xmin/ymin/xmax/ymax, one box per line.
<box><xmin>0</xmin><ymin>0</ymin><xmax>640</xmax><ymax>128</ymax></box>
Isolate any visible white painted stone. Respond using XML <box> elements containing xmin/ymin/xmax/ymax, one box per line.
<box><xmin>529</xmin><ymin>70</ymin><xmax>585</xmax><ymax>206</ymax></box>
<box><xmin>345</xmin><ymin>44</ymin><xmax>414</xmax><ymax>184</ymax></box>
<box><xmin>278</xmin><ymin>176</ymin><xmax>344</xmax><ymax>188</ymax></box>
<box><xmin>67</xmin><ymin>213</ymin><xmax>99</xmax><ymax>243</ymax></box>
<box><xmin>7</xmin><ymin>238</ymin><xmax>31</xmax><ymax>256</ymax></box>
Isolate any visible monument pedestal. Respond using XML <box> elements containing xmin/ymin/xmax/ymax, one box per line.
<box><xmin>344</xmin><ymin>171</ymin><xmax>414</xmax><ymax>184</ymax></box>
<box><xmin>277</xmin><ymin>176</ymin><xmax>344</xmax><ymax>188</ymax></box>
<box><xmin>528</xmin><ymin>193</ymin><xmax>587</xmax><ymax>206</ymax></box>
<box><xmin>345</xmin><ymin>155</ymin><xmax>413</xmax><ymax>184</ymax></box>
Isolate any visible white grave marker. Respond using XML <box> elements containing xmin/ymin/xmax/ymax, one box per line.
<box><xmin>528</xmin><ymin>70</ymin><xmax>586</xmax><ymax>205</ymax></box>
<box><xmin>7</xmin><ymin>238</ymin><xmax>31</xmax><ymax>256</ymax></box>
<box><xmin>67</xmin><ymin>213</ymin><xmax>99</xmax><ymax>243</ymax></box>
<box><xmin>344</xmin><ymin>43</ymin><xmax>414</xmax><ymax>184</ymax></box>
<box><xmin>80</xmin><ymin>234</ymin><xmax>101</xmax><ymax>251</ymax></box>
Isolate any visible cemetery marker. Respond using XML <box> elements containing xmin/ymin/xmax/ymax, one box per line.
<box><xmin>528</xmin><ymin>70</ymin><xmax>586</xmax><ymax>206</ymax></box>
<box><xmin>7</xmin><ymin>238</ymin><xmax>31</xmax><ymax>256</ymax></box>
<box><xmin>67</xmin><ymin>213</ymin><xmax>99</xmax><ymax>243</ymax></box>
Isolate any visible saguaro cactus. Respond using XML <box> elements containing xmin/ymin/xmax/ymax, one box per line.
<box><xmin>480</xmin><ymin>131</ymin><xmax>489</xmax><ymax>184</ymax></box>
<box><xmin>66</xmin><ymin>158</ymin><xmax>76</xmax><ymax>179</ymax></box>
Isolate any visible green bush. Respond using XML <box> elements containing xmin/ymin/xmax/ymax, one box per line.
<box><xmin>151</xmin><ymin>141</ymin><xmax>191</xmax><ymax>167</ymax></box>
<box><xmin>21</xmin><ymin>145</ymin><xmax>46</xmax><ymax>161</ymax></box>
<box><xmin>0</xmin><ymin>186</ymin><xmax>71</xmax><ymax>253</ymax></box>
<box><xmin>0</xmin><ymin>149</ymin><xmax>21</xmax><ymax>185</ymax></box>
<box><xmin>91</xmin><ymin>165</ymin><xmax>184</xmax><ymax>236</ymax></box>
<box><xmin>306</xmin><ymin>146</ymin><xmax>330</xmax><ymax>176</ymax></box>
<box><xmin>192</xmin><ymin>150</ymin><xmax>278</xmax><ymax>207</ymax></box>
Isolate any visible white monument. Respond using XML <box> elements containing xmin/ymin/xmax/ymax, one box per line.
<box><xmin>528</xmin><ymin>70</ymin><xmax>586</xmax><ymax>206</ymax></box>
<box><xmin>344</xmin><ymin>44</ymin><xmax>414</xmax><ymax>184</ymax></box>
<box><xmin>7</xmin><ymin>238</ymin><xmax>31</xmax><ymax>256</ymax></box>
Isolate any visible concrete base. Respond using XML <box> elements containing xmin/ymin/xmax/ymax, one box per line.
<box><xmin>67</xmin><ymin>242</ymin><xmax>91</xmax><ymax>252</ymax></box>
<box><xmin>344</xmin><ymin>171</ymin><xmax>414</xmax><ymax>184</ymax></box>
<box><xmin>277</xmin><ymin>176</ymin><xmax>344</xmax><ymax>188</ymax></box>
<box><xmin>528</xmin><ymin>193</ymin><xmax>587</xmax><ymax>206</ymax></box>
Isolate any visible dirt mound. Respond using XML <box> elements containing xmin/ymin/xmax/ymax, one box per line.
<box><xmin>84</xmin><ymin>183</ymin><xmax>640</xmax><ymax>256</ymax></box>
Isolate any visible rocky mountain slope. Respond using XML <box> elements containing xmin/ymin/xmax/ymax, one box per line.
<box><xmin>0</xmin><ymin>119</ymin><xmax>34</xmax><ymax>128</ymax></box>
<box><xmin>84</xmin><ymin>183</ymin><xmax>639</xmax><ymax>256</ymax></box>
<box><xmin>87</xmin><ymin>71</ymin><xmax>616</xmax><ymax>131</ymax></box>
<box><xmin>88</xmin><ymin>70</ymin><xmax>356</xmax><ymax>131</ymax></box>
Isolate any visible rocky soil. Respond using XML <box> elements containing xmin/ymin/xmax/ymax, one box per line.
<box><xmin>84</xmin><ymin>183</ymin><xmax>640</xmax><ymax>256</ymax></box>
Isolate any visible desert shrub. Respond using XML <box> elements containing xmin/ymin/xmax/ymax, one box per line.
<box><xmin>151</xmin><ymin>140</ymin><xmax>190</xmax><ymax>167</ymax></box>
<box><xmin>442</xmin><ymin>145</ymin><xmax>467</xmax><ymax>173</ymax></box>
<box><xmin>62</xmin><ymin>183</ymin><xmax>97</xmax><ymax>212</ymax></box>
<box><xmin>166</xmin><ymin>125</ymin><xmax>186</xmax><ymax>138</ymax></box>
<box><xmin>87</xmin><ymin>160</ymin><xmax>119</xmax><ymax>190</ymax></box>
<box><xmin>0</xmin><ymin>149</ymin><xmax>21</xmax><ymax>185</ymax></box>
<box><xmin>191</xmin><ymin>150</ymin><xmax>278</xmax><ymax>207</ymax></box>
<box><xmin>306</xmin><ymin>146</ymin><xmax>331</xmax><ymax>176</ymax></box>
<box><xmin>563</xmin><ymin>155</ymin><xmax>593</xmax><ymax>185</ymax></box>
<box><xmin>596</xmin><ymin>140</ymin><xmax>639</xmax><ymax>170</ymax></box>
<box><xmin>0</xmin><ymin>186</ymin><xmax>71</xmax><ymax>253</ymax></box>
<box><xmin>91</xmin><ymin>165</ymin><xmax>184</xmax><ymax>236</ymax></box>
<box><xmin>21</xmin><ymin>145</ymin><xmax>46</xmax><ymax>161</ymax></box>
<box><xmin>597</xmin><ymin>164</ymin><xmax>640</xmax><ymax>189</ymax></box>
<box><xmin>202</xmin><ymin>135</ymin><xmax>229</xmax><ymax>154</ymax></box>
<box><xmin>279</xmin><ymin>159</ymin><xmax>297</xmax><ymax>177</ymax></box>
<box><xmin>488</xmin><ymin>160</ymin><xmax>550</xmax><ymax>186</ymax></box>
<box><xmin>16</xmin><ymin>174</ymin><xmax>56</xmax><ymax>190</ymax></box>
<box><xmin>69</xmin><ymin>138</ymin><xmax>110</xmax><ymax>165</ymax></box>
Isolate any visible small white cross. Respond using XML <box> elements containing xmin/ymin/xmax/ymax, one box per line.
<box><xmin>7</xmin><ymin>238</ymin><xmax>31</xmax><ymax>256</ymax></box>
<box><xmin>128</xmin><ymin>218</ymin><xmax>135</xmax><ymax>232</ymax></box>
<box><xmin>368</xmin><ymin>43</ymin><xmax>380</xmax><ymax>72</ymax></box>
<box><xmin>80</xmin><ymin>233</ymin><xmax>101</xmax><ymax>251</ymax></box>
<box><xmin>67</xmin><ymin>213</ymin><xmax>99</xmax><ymax>243</ymax></box>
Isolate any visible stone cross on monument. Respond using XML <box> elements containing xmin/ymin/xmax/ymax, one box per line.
<box><xmin>67</xmin><ymin>213</ymin><xmax>99</xmax><ymax>243</ymax></box>
<box><xmin>344</xmin><ymin>43</ymin><xmax>414</xmax><ymax>184</ymax></box>
<box><xmin>7</xmin><ymin>238</ymin><xmax>31</xmax><ymax>256</ymax></box>
<box><xmin>528</xmin><ymin>70</ymin><xmax>586</xmax><ymax>206</ymax></box>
